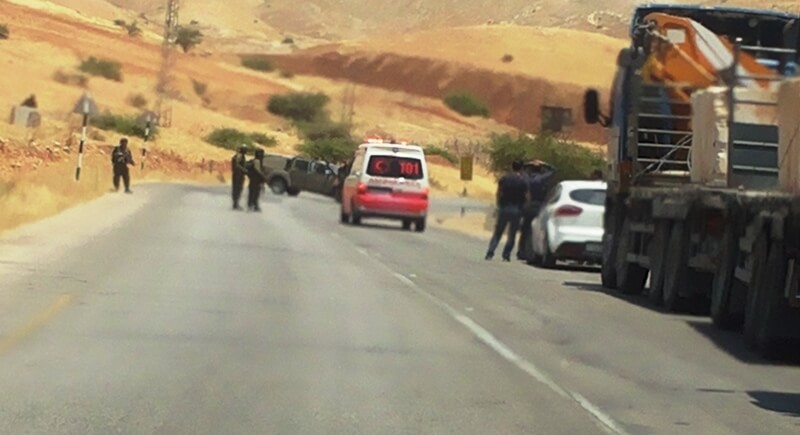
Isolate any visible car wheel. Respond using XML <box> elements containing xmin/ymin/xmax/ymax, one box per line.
<box><xmin>414</xmin><ymin>218</ymin><xmax>426</xmax><ymax>233</ymax></box>
<box><xmin>402</xmin><ymin>219</ymin><xmax>412</xmax><ymax>231</ymax></box>
<box><xmin>269</xmin><ymin>178</ymin><xmax>287</xmax><ymax>195</ymax></box>
<box><xmin>350</xmin><ymin>200</ymin><xmax>362</xmax><ymax>225</ymax></box>
<box><xmin>542</xmin><ymin>231</ymin><xmax>556</xmax><ymax>268</ymax></box>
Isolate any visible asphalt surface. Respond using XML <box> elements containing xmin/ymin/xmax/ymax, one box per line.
<box><xmin>0</xmin><ymin>183</ymin><xmax>799</xmax><ymax>434</ymax></box>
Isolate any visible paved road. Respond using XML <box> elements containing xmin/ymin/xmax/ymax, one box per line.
<box><xmin>0</xmin><ymin>184</ymin><xmax>798</xmax><ymax>434</ymax></box>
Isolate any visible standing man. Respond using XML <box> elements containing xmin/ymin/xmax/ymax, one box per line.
<box><xmin>231</xmin><ymin>145</ymin><xmax>248</xmax><ymax>210</ymax></box>
<box><xmin>517</xmin><ymin>160</ymin><xmax>557</xmax><ymax>260</ymax></box>
<box><xmin>111</xmin><ymin>137</ymin><xmax>135</xmax><ymax>193</ymax></box>
<box><xmin>485</xmin><ymin>160</ymin><xmax>529</xmax><ymax>261</ymax></box>
<box><xmin>246</xmin><ymin>148</ymin><xmax>268</xmax><ymax>212</ymax></box>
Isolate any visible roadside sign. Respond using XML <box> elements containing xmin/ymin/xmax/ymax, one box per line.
<box><xmin>460</xmin><ymin>155</ymin><xmax>474</xmax><ymax>181</ymax></box>
<box><xmin>72</xmin><ymin>92</ymin><xmax>99</xmax><ymax>116</ymax></box>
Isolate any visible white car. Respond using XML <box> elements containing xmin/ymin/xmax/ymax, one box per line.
<box><xmin>528</xmin><ymin>180</ymin><xmax>607</xmax><ymax>268</ymax></box>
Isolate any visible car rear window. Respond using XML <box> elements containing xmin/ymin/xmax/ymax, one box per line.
<box><xmin>569</xmin><ymin>189</ymin><xmax>605</xmax><ymax>205</ymax></box>
<box><xmin>367</xmin><ymin>155</ymin><xmax>424</xmax><ymax>179</ymax></box>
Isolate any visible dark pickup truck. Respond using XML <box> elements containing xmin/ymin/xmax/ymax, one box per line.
<box><xmin>263</xmin><ymin>154</ymin><xmax>341</xmax><ymax>199</ymax></box>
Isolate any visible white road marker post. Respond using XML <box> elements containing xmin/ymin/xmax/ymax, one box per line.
<box><xmin>141</xmin><ymin>114</ymin><xmax>151</xmax><ymax>171</ymax></box>
<box><xmin>74</xmin><ymin>98</ymin><xmax>89</xmax><ymax>181</ymax></box>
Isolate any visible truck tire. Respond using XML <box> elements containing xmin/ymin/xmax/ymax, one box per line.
<box><xmin>601</xmin><ymin>233</ymin><xmax>618</xmax><ymax>289</ymax></box>
<box><xmin>414</xmin><ymin>218</ymin><xmax>426</xmax><ymax>233</ymax></box>
<box><xmin>663</xmin><ymin>223</ymin><xmax>691</xmax><ymax>312</ymax></box>
<box><xmin>615</xmin><ymin>217</ymin><xmax>648</xmax><ymax>295</ymax></box>
<box><xmin>648</xmin><ymin>220</ymin><xmax>670</xmax><ymax>305</ymax></box>
<box><xmin>744</xmin><ymin>231</ymin><xmax>769</xmax><ymax>347</ymax></box>
<box><xmin>269</xmin><ymin>177</ymin><xmax>288</xmax><ymax>195</ymax></box>
<box><xmin>748</xmin><ymin>239</ymin><xmax>790</xmax><ymax>357</ymax></box>
<box><xmin>711</xmin><ymin>224</ymin><xmax>745</xmax><ymax>329</ymax></box>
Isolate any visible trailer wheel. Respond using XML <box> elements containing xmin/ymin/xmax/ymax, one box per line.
<box><xmin>663</xmin><ymin>223</ymin><xmax>691</xmax><ymax>312</ymax></box>
<box><xmin>648</xmin><ymin>221</ymin><xmax>670</xmax><ymax>306</ymax></box>
<box><xmin>744</xmin><ymin>231</ymin><xmax>769</xmax><ymax>347</ymax></box>
<box><xmin>615</xmin><ymin>217</ymin><xmax>648</xmax><ymax>295</ymax></box>
<box><xmin>711</xmin><ymin>224</ymin><xmax>745</xmax><ymax>329</ymax></box>
<box><xmin>749</xmin><ymin>240</ymin><xmax>790</xmax><ymax>357</ymax></box>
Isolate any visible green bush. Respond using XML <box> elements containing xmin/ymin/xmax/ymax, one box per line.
<box><xmin>298</xmin><ymin>137</ymin><xmax>357</xmax><ymax>164</ymax></box>
<box><xmin>90</xmin><ymin>112</ymin><xmax>156</xmax><ymax>139</ymax></box>
<box><xmin>487</xmin><ymin>133</ymin><xmax>604</xmax><ymax>181</ymax></box>
<box><xmin>175</xmin><ymin>26</ymin><xmax>203</xmax><ymax>53</ymax></box>
<box><xmin>424</xmin><ymin>145</ymin><xmax>458</xmax><ymax>164</ymax></box>
<box><xmin>204</xmin><ymin>128</ymin><xmax>276</xmax><ymax>150</ymax></box>
<box><xmin>295</xmin><ymin>120</ymin><xmax>352</xmax><ymax>141</ymax></box>
<box><xmin>249</xmin><ymin>132</ymin><xmax>277</xmax><ymax>147</ymax></box>
<box><xmin>267</xmin><ymin>92</ymin><xmax>329</xmax><ymax>122</ymax></box>
<box><xmin>279</xmin><ymin>70</ymin><xmax>295</xmax><ymax>79</ymax></box>
<box><xmin>0</xmin><ymin>24</ymin><xmax>9</xmax><ymax>40</ymax></box>
<box><xmin>241</xmin><ymin>56</ymin><xmax>274</xmax><ymax>72</ymax></box>
<box><xmin>79</xmin><ymin>56</ymin><xmax>123</xmax><ymax>82</ymax></box>
<box><xmin>444</xmin><ymin>91</ymin><xmax>490</xmax><ymax>117</ymax></box>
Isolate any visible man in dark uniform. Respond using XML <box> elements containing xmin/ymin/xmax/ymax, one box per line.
<box><xmin>111</xmin><ymin>137</ymin><xmax>135</xmax><ymax>193</ymax></box>
<box><xmin>246</xmin><ymin>148</ymin><xmax>268</xmax><ymax>212</ymax></box>
<box><xmin>231</xmin><ymin>145</ymin><xmax>248</xmax><ymax>210</ymax></box>
<box><xmin>485</xmin><ymin>160</ymin><xmax>529</xmax><ymax>261</ymax></box>
<box><xmin>517</xmin><ymin>160</ymin><xmax>557</xmax><ymax>260</ymax></box>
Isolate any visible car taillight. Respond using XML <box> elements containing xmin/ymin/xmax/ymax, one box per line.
<box><xmin>356</xmin><ymin>182</ymin><xmax>367</xmax><ymax>194</ymax></box>
<box><xmin>554</xmin><ymin>205</ymin><xmax>583</xmax><ymax>217</ymax></box>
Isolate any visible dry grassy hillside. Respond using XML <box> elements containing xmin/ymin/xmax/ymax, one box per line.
<box><xmin>44</xmin><ymin>0</ymin><xmax>800</xmax><ymax>43</ymax></box>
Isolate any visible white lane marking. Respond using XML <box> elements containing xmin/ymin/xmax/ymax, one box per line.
<box><xmin>346</xmin><ymin>235</ymin><xmax>628</xmax><ymax>435</ymax></box>
<box><xmin>393</xmin><ymin>273</ymin><xmax>416</xmax><ymax>287</ymax></box>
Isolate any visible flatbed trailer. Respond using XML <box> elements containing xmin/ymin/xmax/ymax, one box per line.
<box><xmin>584</xmin><ymin>4</ymin><xmax>800</xmax><ymax>357</ymax></box>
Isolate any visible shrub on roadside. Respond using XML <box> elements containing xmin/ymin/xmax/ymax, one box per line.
<box><xmin>0</xmin><ymin>24</ymin><xmax>9</xmax><ymax>40</ymax></box>
<box><xmin>297</xmin><ymin>137</ymin><xmax>357</xmax><ymax>164</ymax></box>
<box><xmin>487</xmin><ymin>132</ymin><xmax>604</xmax><ymax>181</ymax></box>
<box><xmin>204</xmin><ymin>128</ymin><xmax>276</xmax><ymax>151</ymax></box>
<box><xmin>241</xmin><ymin>56</ymin><xmax>274</xmax><ymax>72</ymax></box>
<box><xmin>267</xmin><ymin>92</ymin><xmax>329</xmax><ymax>122</ymax></box>
<box><xmin>89</xmin><ymin>112</ymin><xmax>156</xmax><ymax>139</ymax></box>
<box><xmin>443</xmin><ymin>91</ymin><xmax>490</xmax><ymax>117</ymax></box>
<box><xmin>424</xmin><ymin>145</ymin><xmax>458</xmax><ymax>164</ymax></box>
<box><xmin>79</xmin><ymin>56</ymin><xmax>123</xmax><ymax>82</ymax></box>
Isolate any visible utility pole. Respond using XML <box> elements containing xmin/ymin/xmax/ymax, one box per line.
<box><xmin>154</xmin><ymin>0</ymin><xmax>180</xmax><ymax>128</ymax></box>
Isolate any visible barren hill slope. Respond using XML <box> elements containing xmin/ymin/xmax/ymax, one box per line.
<box><xmin>45</xmin><ymin>0</ymin><xmax>800</xmax><ymax>42</ymax></box>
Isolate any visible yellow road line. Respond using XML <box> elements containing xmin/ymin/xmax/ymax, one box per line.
<box><xmin>0</xmin><ymin>294</ymin><xmax>74</xmax><ymax>356</ymax></box>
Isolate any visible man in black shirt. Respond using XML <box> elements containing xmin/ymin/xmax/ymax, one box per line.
<box><xmin>485</xmin><ymin>160</ymin><xmax>529</xmax><ymax>261</ymax></box>
<box><xmin>231</xmin><ymin>145</ymin><xmax>248</xmax><ymax>210</ymax></box>
<box><xmin>111</xmin><ymin>137</ymin><xmax>135</xmax><ymax>193</ymax></box>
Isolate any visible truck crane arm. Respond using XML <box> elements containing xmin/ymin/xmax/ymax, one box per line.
<box><xmin>639</xmin><ymin>12</ymin><xmax>778</xmax><ymax>102</ymax></box>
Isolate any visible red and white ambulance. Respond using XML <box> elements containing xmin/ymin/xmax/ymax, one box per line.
<box><xmin>340</xmin><ymin>137</ymin><xmax>430</xmax><ymax>232</ymax></box>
